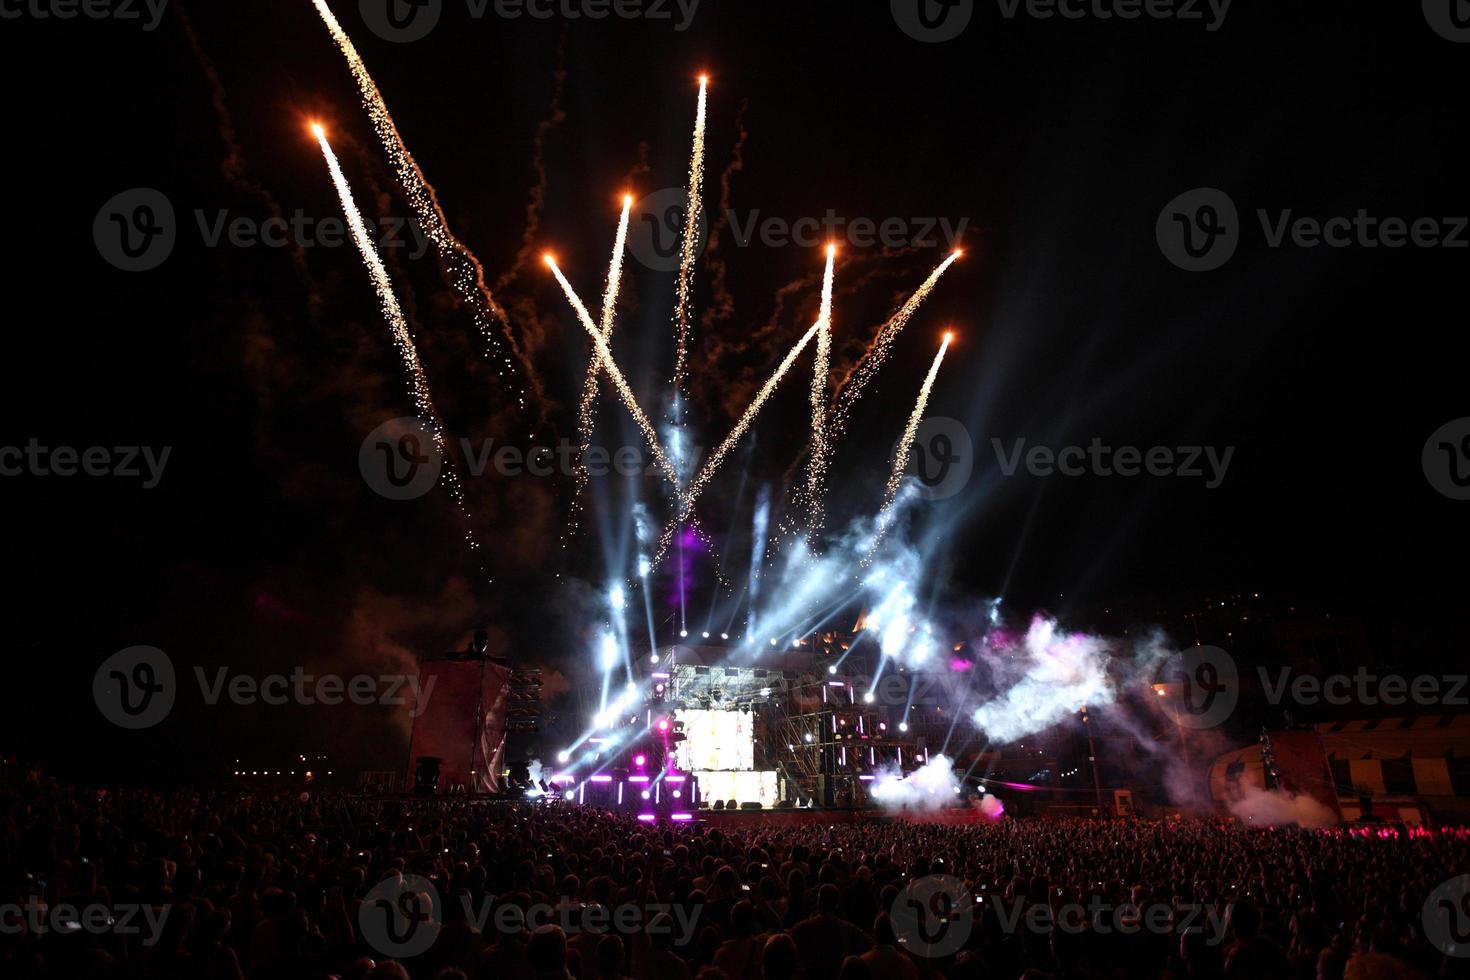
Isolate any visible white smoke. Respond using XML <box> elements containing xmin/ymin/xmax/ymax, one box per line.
<box><xmin>976</xmin><ymin>793</ymin><xmax>1005</xmax><ymax>820</ymax></box>
<box><xmin>970</xmin><ymin>617</ymin><xmax>1113</xmax><ymax>742</ymax></box>
<box><xmin>1224</xmin><ymin>786</ymin><xmax>1337</xmax><ymax>828</ymax></box>
<box><xmin>870</xmin><ymin>753</ymin><xmax>962</xmax><ymax>810</ymax></box>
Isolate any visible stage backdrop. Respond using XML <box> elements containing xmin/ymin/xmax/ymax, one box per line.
<box><xmin>406</xmin><ymin>658</ymin><xmax>512</xmax><ymax>794</ymax></box>
<box><xmin>1270</xmin><ymin>730</ymin><xmax>1345</xmax><ymax>823</ymax></box>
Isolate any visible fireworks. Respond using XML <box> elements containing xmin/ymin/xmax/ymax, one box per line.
<box><xmin>545</xmin><ymin>255</ymin><xmax>681</xmax><ymax>489</ymax></box>
<box><xmin>805</xmin><ymin>244</ymin><xmax>838</xmax><ymax>544</ymax></box>
<box><xmin>570</xmin><ymin>194</ymin><xmax>635</xmax><ymax>531</ymax></box>
<box><xmin>831</xmin><ymin>249</ymin><xmax>962</xmax><ymax>438</ymax></box>
<box><xmin>671</xmin><ymin>75</ymin><xmax>709</xmax><ymax>395</ymax></box>
<box><xmin>311</xmin><ymin>45</ymin><xmax>966</xmax><ymax>597</ymax></box>
<box><xmin>870</xmin><ymin>331</ymin><xmax>953</xmax><ymax>554</ymax></box>
<box><xmin>311</xmin><ymin>124</ymin><xmax>479</xmax><ymax>552</ymax></box>
<box><xmin>310</xmin><ymin>0</ymin><xmax>527</xmax><ymax>408</ymax></box>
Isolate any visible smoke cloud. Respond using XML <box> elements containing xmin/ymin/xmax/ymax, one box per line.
<box><xmin>1224</xmin><ymin>786</ymin><xmax>1337</xmax><ymax>828</ymax></box>
<box><xmin>870</xmin><ymin>753</ymin><xmax>962</xmax><ymax>810</ymax></box>
<box><xmin>970</xmin><ymin>617</ymin><xmax>1113</xmax><ymax>743</ymax></box>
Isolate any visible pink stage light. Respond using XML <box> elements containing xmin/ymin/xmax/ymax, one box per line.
<box><xmin>590</xmin><ymin>775</ymin><xmax>613</xmax><ymax>783</ymax></box>
<box><xmin>664</xmin><ymin>775</ymin><xmax>686</xmax><ymax>783</ymax></box>
<box><xmin>657</xmin><ymin>719</ymin><xmax>669</xmax><ymax>731</ymax></box>
<box><xmin>671</xmin><ymin>813</ymin><xmax>693</xmax><ymax>821</ymax></box>
<box><xmin>634</xmin><ymin>754</ymin><xmax>646</xmax><ymax>767</ymax></box>
<box><xmin>628</xmin><ymin>775</ymin><xmax>650</xmax><ymax>782</ymax></box>
<box><xmin>637</xmin><ymin>814</ymin><xmax>657</xmax><ymax>822</ymax></box>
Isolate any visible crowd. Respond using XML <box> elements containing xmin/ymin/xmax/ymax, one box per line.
<box><xmin>2</xmin><ymin>768</ymin><xmax>1467</xmax><ymax>980</ymax></box>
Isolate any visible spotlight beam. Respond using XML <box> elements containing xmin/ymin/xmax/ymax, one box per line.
<box><xmin>650</xmin><ymin>319</ymin><xmax>823</xmax><ymax>569</ymax></box>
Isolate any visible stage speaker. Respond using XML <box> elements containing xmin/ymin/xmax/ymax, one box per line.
<box><xmin>740</xmin><ymin>801</ymin><xmax>762</xmax><ymax>811</ymax></box>
<box><xmin>413</xmin><ymin>756</ymin><xmax>441</xmax><ymax>796</ymax></box>
<box><xmin>816</xmin><ymin>775</ymin><xmax>835</xmax><ymax>807</ymax></box>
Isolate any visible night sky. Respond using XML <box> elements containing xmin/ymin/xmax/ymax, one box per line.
<box><xmin>4</xmin><ymin>0</ymin><xmax>1467</xmax><ymax>781</ymax></box>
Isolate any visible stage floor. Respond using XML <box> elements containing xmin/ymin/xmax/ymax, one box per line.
<box><xmin>696</xmin><ymin>806</ymin><xmax>999</xmax><ymax>827</ymax></box>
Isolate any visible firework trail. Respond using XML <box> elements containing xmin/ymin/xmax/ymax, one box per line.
<box><xmin>868</xmin><ymin>332</ymin><xmax>953</xmax><ymax>556</ymax></box>
<box><xmin>178</xmin><ymin>1</ymin><xmax>323</xmax><ymax>312</ymax></box>
<box><xmin>569</xmin><ymin>195</ymin><xmax>635</xmax><ymax>531</ymax></box>
<box><xmin>309</xmin><ymin>0</ymin><xmax>536</xmax><ymax>413</ymax></box>
<box><xmin>651</xmin><ymin>320</ymin><xmax>823</xmax><ymax>569</ymax></box>
<box><xmin>313</xmin><ymin>124</ymin><xmax>480</xmax><ymax>554</ymax></box>
<box><xmin>671</xmin><ymin>75</ymin><xmax>709</xmax><ymax>394</ymax></box>
<box><xmin>545</xmin><ymin>256</ymin><xmax>680</xmax><ymax>489</ymax></box>
<box><xmin>805</xmin><ymin>245</ymin><xmax>837</xmax><ymax>544</ymax></box>
<box><xmin>700</xmin><ymin>97</ymin><xmax>749</xmax><ymax>337</ymax></box>
<box><xmin>830</xmin><ymin>250</ymin><xmax>961</xmax><ymax>437</ymax></box>
<box><xmin>496</xmin><ymin>26</ymin><xmax>569</xmax><ymax>293</ymax></box>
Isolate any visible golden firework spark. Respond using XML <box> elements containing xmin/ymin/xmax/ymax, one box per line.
<box><xmin>310</xmin><ymin>0</ymin><xmax>527</xmax><ymax>408</ymax></box>
<box><xmin>805</xmin><ymin>244</ymin><xmax>838</xmax><ymax>544</ymax></box>
<box><xmin>670</xmin><ymin>75</ymin><xmax>708</xmax><ymax>394</ymax></box>
<box><xmin>312</xmin><ymin>123</ymin><xmax>480</xmax><ymax>553</ymax></box>
<box><xmin>569</xmin><ymin>194</ymin><xmax>635</xmax><ymax>531</ymax></box>
<box><xmin>545</xmin><ymin>255</ymin><xmax>681</xmax><ymax>489</ymax></box>
<box><xmin>868</xmin><ymin>331</ymin><xmax>954</xmax><ymax>557</ymax></box>
<box><xmin>830</xmin><ymin>249</ymin><xmax>962</xmax><ymax>438</ymax></box>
